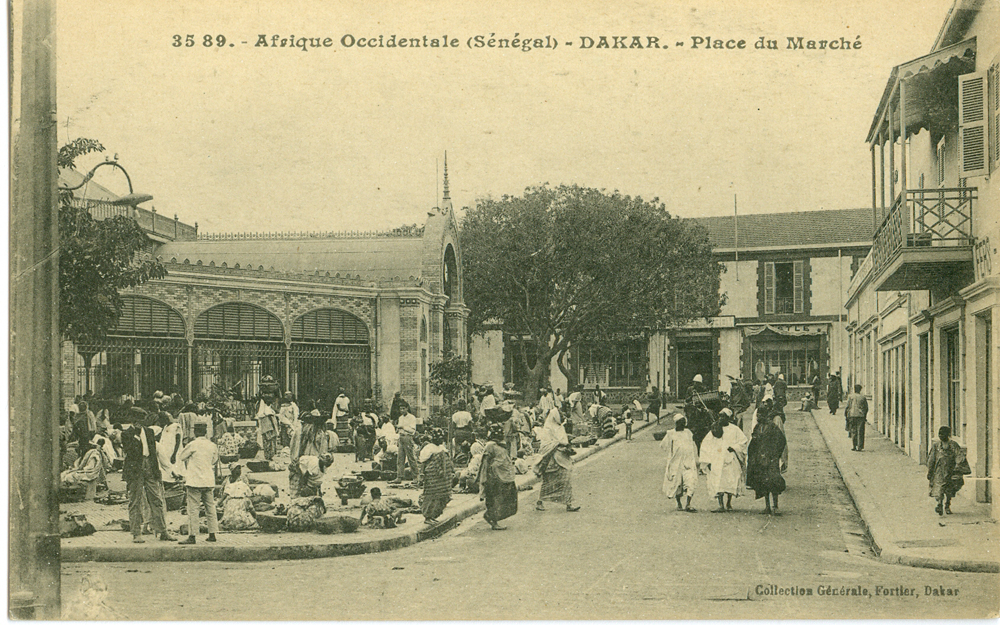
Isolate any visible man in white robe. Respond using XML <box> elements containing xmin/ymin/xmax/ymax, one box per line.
<box><xmin>661</xmin><ymin>413</ymin><xmax>699</xmax><ymax>512</ymax></box>
<box><xmin>700</xmin><ymin>408</ymin><xmax>748</xmax><ymax>512</ymax></box>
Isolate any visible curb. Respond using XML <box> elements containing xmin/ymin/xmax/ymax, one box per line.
<box><xmin>809</xmin><ymin>409</ymin><xmax>999</xmax><ymax>574</ymax></box>
<box><xmin>63</xmin><ymin>417</ymin><xmax>661</xmax><ymax>563</ymax></box>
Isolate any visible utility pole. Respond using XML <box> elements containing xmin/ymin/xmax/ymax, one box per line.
<box><xmin>10</xmin><ymin>0</ymin><xmax>62</xmax><ymax>618</ymax></box>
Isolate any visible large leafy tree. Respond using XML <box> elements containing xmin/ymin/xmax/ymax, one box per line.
<box><xmin>461</xmin><ymin>184</ymin><xmax>723</xmax><ymax>402</ymax></box>
<box><xmin>58</xmin><ymin>138</ymin><xmax>167</xmax><ymax>344</ymax></box>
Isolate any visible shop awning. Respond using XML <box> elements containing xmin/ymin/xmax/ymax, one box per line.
<box><xmin>743</xmin><ymin>324</ymin><xmax>828</xmax><ymax>338</ymax></box>
<box><xmin>867</xmin><ymin>38</ymin><xmax>977</xmax><ymax>143</ymax></box>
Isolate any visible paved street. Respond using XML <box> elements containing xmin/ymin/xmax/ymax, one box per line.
<box><xmin>62</xmin><ymin>413</ymin><xmax>998</xmax><ymax>620</ymax></box>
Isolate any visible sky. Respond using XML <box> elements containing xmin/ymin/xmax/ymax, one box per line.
<box><xmin>54</xmin><ymin>0</ymin><xmax>956</xmax><ymax>234</ymax></box>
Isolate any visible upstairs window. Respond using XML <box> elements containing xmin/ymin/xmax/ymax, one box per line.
<box><xmin>764</xmin><ymin>260</ymin><xmax>805</xmax><ymax>315</ymax></box>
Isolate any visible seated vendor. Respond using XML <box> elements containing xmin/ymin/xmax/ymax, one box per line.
<box><xmin>297</xmin><ymin>453</ymin><xmax>333</xmax><ymax>497</ymax></box>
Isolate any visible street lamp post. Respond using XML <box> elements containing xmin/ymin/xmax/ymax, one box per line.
<box><xmin>60</xmin><ymin>158</ymin><xmax>154</xmax><ymax>208</ymax></box>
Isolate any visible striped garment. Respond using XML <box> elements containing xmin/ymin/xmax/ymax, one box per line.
<box><xmin>539</xmin><ymin>464</ymin><xmax>573</xmax><ymax>505</ymax></box>
<box><xmin>420</xmin><ymin>451</ymin><xmax>454</xmax><ymax>520</ymax></box>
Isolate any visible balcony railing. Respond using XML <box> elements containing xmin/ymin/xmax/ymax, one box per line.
<box><xmin>872</xmin><ymin>187</ymin><xmax>975</xmax><ymax>275</ymax></box>
<box><xmin>73</xmin><ymin>198</ymin><xmax>198</xmax><ymax>241</ymax></box>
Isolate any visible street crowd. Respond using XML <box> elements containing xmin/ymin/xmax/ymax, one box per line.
<box><xmin>57</xmin><ymin>366</ymin><xmax>969</xmax><ymax>542</ymax></box>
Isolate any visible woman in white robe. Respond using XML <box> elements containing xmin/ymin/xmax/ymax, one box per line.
<box><xmin>699</xmin><ymin>409</ymin><xmax>748</xmax><ymax>512</ymax></box>
<box><xmin>661</xmin><ymin>413</ymin><xmax>698</xmax><ymax>512</ymax></box>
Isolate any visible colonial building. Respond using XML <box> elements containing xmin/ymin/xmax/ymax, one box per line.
<box><xmin>472</xmin><ymin>208</ymin><xmax>872</xmax><ymax>403</ymax></box>
<box><xmin>62</xmin><ymin>167</ymin><xmax>468</xmax><ymax>421</ymax></box>
<box><xmin>843</xmin><ymin>1</ymin><xmax>999</xmax><ymax>515</ymax></box>
<box><xmin>654</xmin><ymin>209</ymin><xmax>870</xmax><ymax>399</ymax></box>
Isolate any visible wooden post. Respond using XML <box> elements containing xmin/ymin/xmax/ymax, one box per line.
<box><xmin>871</xmin><ymin>144</ymin><xmax>878</xmax><ymax>233</ymax></box>
<box><xmin>899</xmin><ymin>79</ymin><xmax>909</xmax><ymax>243</ymax></box>
<box><xmin>10</xmin><ymin>0</ymin><xmax>61</xmax><ymax>617</ymax></box>
<box><xmin>888</xmin><ymin>97</ymin><xmax>896</xmax><ymax>209</ymax></box>
<box><xmin>879</xmin><ymin>131</ymin><xmax>886</xmax><ymax>220</ymax></box>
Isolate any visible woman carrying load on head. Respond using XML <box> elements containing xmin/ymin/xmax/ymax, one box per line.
<box><xmin>478</xmin><ymin>423</ymin><xmax>518</xmax><ymax>530</ymax></box>
<box><xmin>534</xmin><ymin>408</ymin><xmax>580</xmax><ymax>513</ymax></box>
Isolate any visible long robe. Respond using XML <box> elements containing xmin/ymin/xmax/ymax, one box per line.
<box><xmin>479</xmin><ymin>441</ymin><xmax>518</xmax><ymax>523</ymax></box>
<box><xmin>746</xmin><ymin>421</ymin><xmax>786</xmax><ymax>498</ymax></box>
<box><xmin>661</xmin><ymin>428</ymin><xmax>698</xmax><ymax>499</ymax></box>
<box><xmin>536</xmin><ymin>409</ymin><xmax>574</xmax><ymax>505</ymax></box>
<box><xmin>420</xmin><ymin>449</ymin><xmax>454</xmax><ymax>520</ymax></box>
<box><xmin>61</xmin><ymin>448</ymin><xmax>106</xmax><ymax>486</ymax></box>
<box><xmin>927</xmin><ymin>439</ymin><xmax>963</xmax><ymax>499</ymax></box>
<box><xmin>699</xmin><ymin>424</ymin><xmax>748</xmax><ymax>497</ymax></box>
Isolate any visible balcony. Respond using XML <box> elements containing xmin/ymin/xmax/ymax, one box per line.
<box><xmin>871</xmin><ymin>187</ymin><xmax>975</xmax><ymax>292</ymax></box>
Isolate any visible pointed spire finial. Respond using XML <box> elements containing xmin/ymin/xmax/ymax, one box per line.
<box><xmin>442</xmin><ymin>151</ymin><xmax>451</xmax><ymax>201</ymax></box>
<box><xmin>440</xmin><ymin>151</ymin><xmax>453</xmax><ymax>213</ymax></box>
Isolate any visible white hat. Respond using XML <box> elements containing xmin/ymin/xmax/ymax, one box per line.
<box><xmin>693</xmin><ymin>374</ymin><xmax>703</xmax><ymax>383</ymax></box>
<box><xmin>778</xmin><ymin>373</ymin><xmax>785</xmax><ymax>381</ymax></box>
<box><xmin>673</xmin><ymin>413</ymin><xmax>686</xmax><ymax>423</ymax></box>
<box><xmin>720</xmin><ymin>408</ymin><xmax>733</xmax><ymax>417</ymax></box>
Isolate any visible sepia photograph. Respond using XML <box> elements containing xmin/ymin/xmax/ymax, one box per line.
<box><xmin>8</xmin><ymin>0</ymin><xmax>1000</xmax><ymax>619</ymax></box>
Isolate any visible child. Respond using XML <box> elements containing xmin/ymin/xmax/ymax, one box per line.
<box><xmin>623</xmin><ymin>406</ymin><xmax>634</xmax><ymax>440</ymax></box>
<box><xmin>359</xmin><ymin>487</ymin><xmax>406</xmax><ymax>528</ymax></box>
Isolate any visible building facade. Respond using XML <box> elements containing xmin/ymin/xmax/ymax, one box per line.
<box><xmin>472</xmin><ymin>208</ymin><xmax>872</xmax><ymax>403</ymax></box>
<box><xmin>844</xmin><ymin>1</ymin><xmax>999</xmax><ymax>516</ymax></box>
<box><xmin>62</xmin><ymin>171</ymin><xmax>468</xmax><ymax>421</ymax></box>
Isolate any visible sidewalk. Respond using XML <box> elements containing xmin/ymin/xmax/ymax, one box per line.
<box><xmin>810</xmin><ymin>406</ymin><xmax>999</xmax><ymax>573</ymax></box>
<box><xmin>61</xmin><ymin>416</ymin><xmax>664</xmax><ymax>563</ymax></box>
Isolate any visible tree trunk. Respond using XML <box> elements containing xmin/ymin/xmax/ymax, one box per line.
<box><xmin>523</xmin><ymin>362</ymin><xmax>548</xmax><ymax>406</ymax></box>
<box><xmin>555</xmin><ymin>348</ymin><xmax>574</xmax><ymax>390</ymax></box>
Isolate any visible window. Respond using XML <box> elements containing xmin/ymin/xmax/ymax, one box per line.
<box><xmin>578</xmin><ymin>340</ymin><xmax>647</xmax><ymax>388</ymax></box>
<box><xmin>990</xmin><ymin>60</ymin><xmax>1000</xmax><ymax>172</ymax></box>
<box><xmin>194</xmin><ymin>303</ymin><xmax>283</xmax><ymax>341</ymax></box>
<box><xmin>748</xmin><ymin>336</ymin><xmax>820</xmax><ymax>386</ymax></box>
<box><xmin>764</xmin><ymin>260</ymin><xmax>805</xmax><ymax>314</ymax></box>
<box><xmin>291</xmin><ymin>308</ymin><xmax>368</xmax><ymax>344</ymax></box>
<box><xmin>958</xmin><ymin>71</ymin><xmax>988</xmax><ymax>177</ymax></box>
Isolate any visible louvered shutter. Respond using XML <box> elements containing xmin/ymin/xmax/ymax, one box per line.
<box><xmin>958</xmin><ymin>71</ymin><xmax>988</xmax><ymax>177</ymax></box>
<box><xmin>764</xmin><ymin>262</ymin><xmax>775</xmax><ymax>314</ymax></box>
<box><xmin>991</xmin><ymin>62</ymin><xmax>1000</xmax><ymax>171</ymax></box>
<box><xmin>793</xmin><ymin>260</ymin><xmax>804</xmax><ymax>313</ymax></box>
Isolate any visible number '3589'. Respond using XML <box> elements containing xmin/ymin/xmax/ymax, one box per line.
<box><xmin>172</xmin><ymin>35</ymin><xmax>227</xmax><ymax>47</ymax></box>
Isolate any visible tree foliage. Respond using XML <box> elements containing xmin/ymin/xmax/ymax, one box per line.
<box><xmin>429</xmin><ymin>353</ymin><xmax>472</xmax><ymax>409</ymax></box>
<box><xmin>59</xmin><ymin>139</ymin><xmax>167</xmax><ymax>344</ymax></box>
<box><xmin>461</xmin><ymin>184</ymin><xmax>723</xmax><ymax>398</ymax></box>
